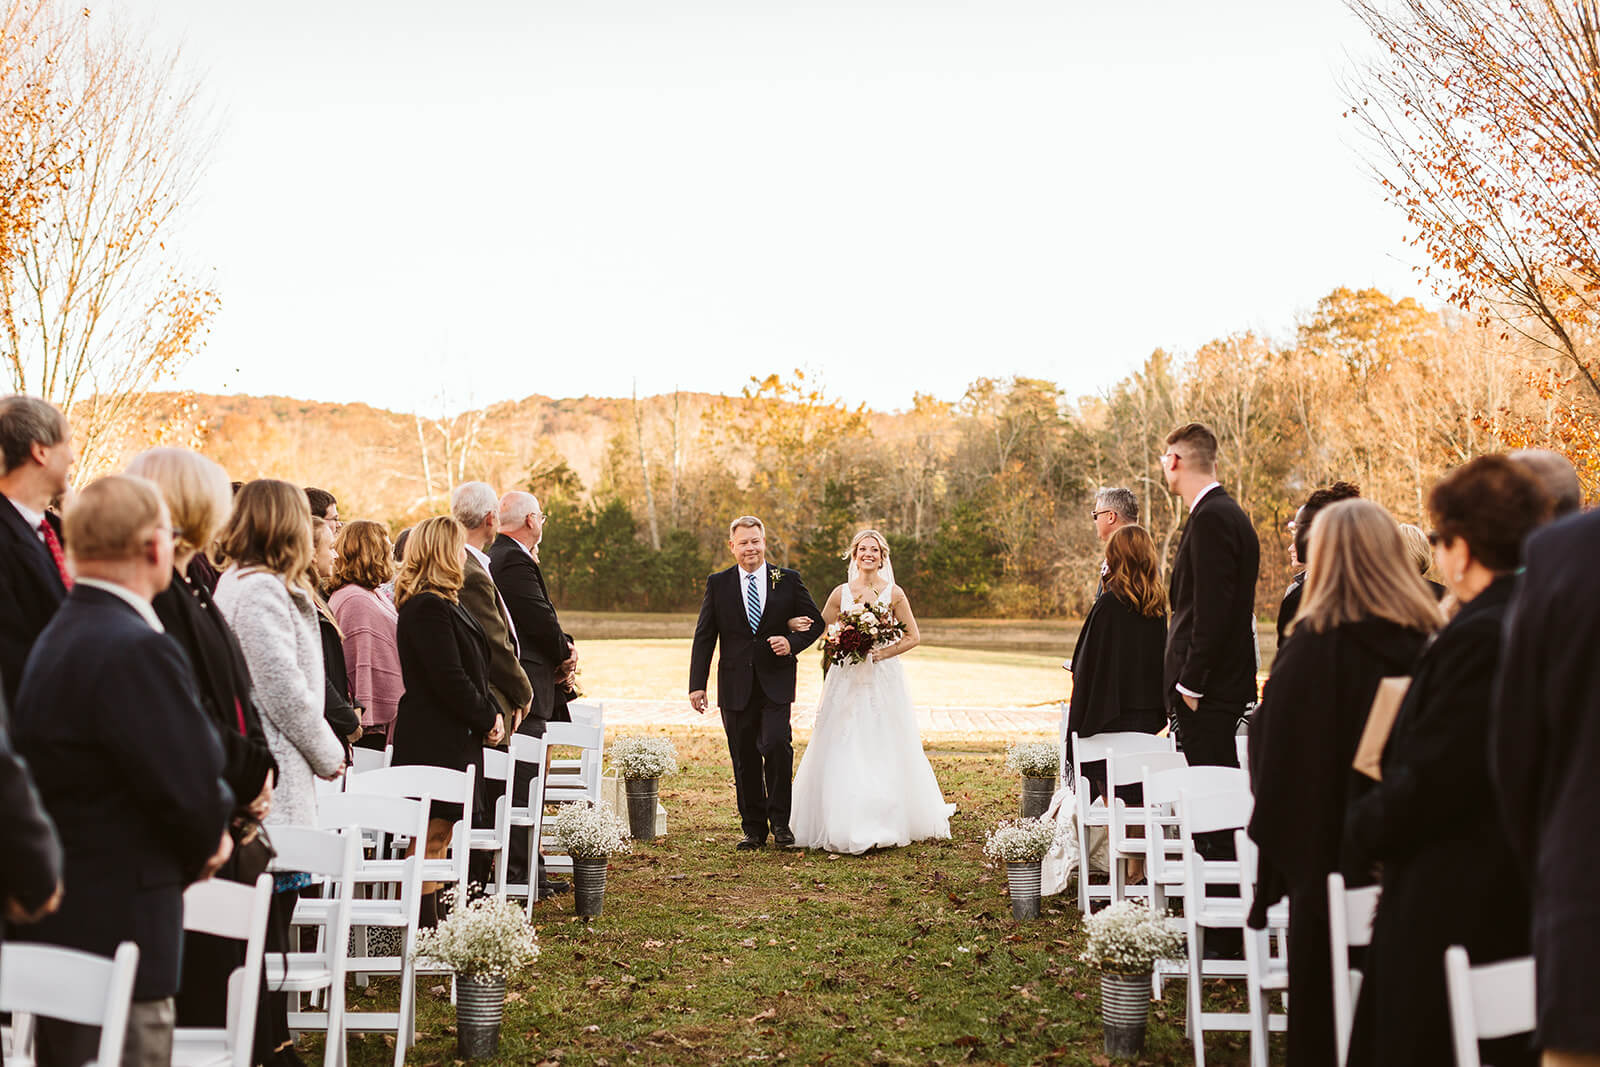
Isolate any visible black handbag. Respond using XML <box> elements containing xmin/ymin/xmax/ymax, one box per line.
<box><xmin>229</xmin><ymin>819</ymin><xmax>277</xmax><ymax>884</ymax></box>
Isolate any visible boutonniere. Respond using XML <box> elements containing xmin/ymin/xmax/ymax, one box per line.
<box><xmin>769</xmin><ymin>566</ymin><xmax>783</xmax><ymax>590</ymax></box>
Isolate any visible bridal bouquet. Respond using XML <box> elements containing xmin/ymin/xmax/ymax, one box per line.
<box><xmin>822</xmin><ymin>603</ymin><xmax>906</xmax><ymax>668</ymax></box>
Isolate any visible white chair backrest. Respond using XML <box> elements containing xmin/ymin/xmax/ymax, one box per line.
<box><xmin>317</xmin><ymin>791</ymin><xmax>431</xmax><ymax>843</ymax></box>
<box><xmin>1145</xmin><ymin>765</ymin><xmax>1249</xmax><ymax>809</ymax></box>
<box><xmin>269</xmin><ymin>824</ymin><xmax>360</xmax><ymax>880</ymax></box>
<box><xmin>183</xmin><ymin>874</ymin><xmax>273</xmax><ymax>1067</ymax></box>
<box><xmin>1180</xmin><ymin>787</ymin><xmax>1255</xmax><ymax>838</ymax></box>
<box><xmin>1111</xmin><ymin>748</ymin><xmax>1187</xmax><ymax>790</ymax></box>
<box><xmin>566</xmin><ymin>701</ymin><xmax>603</xmax><ymax>728</ymax></box>
<box><xmin>350</xmin><ymin>746</ymin><xmax>389</xmax><ymax>774</ymax></box>
<box><xmin>0</xmin><ymin>941</ymin><xmax>140</xmax><ymax>1066</ymax></box>
<box><xmin>1445</xmin><ymin>947</ymin><xmax>1536</xmax><ymax>1067</ymax></box>
<box><xmin>481</xmin><ymin>747</ymin><xmax>511</xmax><ymax>784</ymax></box>
<box><xmin>1329</xmin><ymin>872</ymin><xmax>1382</xmax><ymax>1067</ymax></box>
<box><xmin>345</xmin><ymin>764</ymin><xmax>475</xmax><ymax>810</ymax></box>
<box><xmin>544</xmin><ymin>720</ymin><xmax>603</xmax><ymax>751</ymax></box>
<box><xmin>1071</xmin><ymin>730</ymin><xmax>1172</xmax><ymax>772</ymax></box>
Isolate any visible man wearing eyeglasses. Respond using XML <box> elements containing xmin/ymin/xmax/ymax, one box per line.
<box><xmin>1159</xmin><ymin>422</ymin><xmax>1260</xmax><ymax>768</ymax></box>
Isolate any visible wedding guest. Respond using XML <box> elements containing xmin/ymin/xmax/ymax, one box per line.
<box><xmin>0</xmin><ymin>395</ymin><xmax>73</xmax><ymax>707</ymax></box>
<box><xmin>378</xmin><ymin>526</ymin><xmax>411</xmax><ymax>603</ymax></box>
<box><xmin>1493</xmin><ymin>503</ymin><xmax>1600</xmax><ymax>1063</ymax></box>
<box><xmin>1397</xmin><ymin>522</ymin><xmax>1446</xmax><ymax>598</ymax></box>
<box><xmin>309</xmin><ymin>519</ymin><xmax>362</xmax><ymax>751</ymax></box>
<box><xmin>391</xmin><ymin>516</ymin><xmax>504</xmax><ymax>921</ymax></box>
<box><xmin>304</xmin><ymin>486</ymin><xmax>338</xmax><ymax>529</ymax></box>
<box><xmin>1344</xmin><ymin>456</ymin><xmax>1545</xmax><ymax>1067</ymax></box>
<box><xmin>1067</xmin><ymin>523</ymin><xmax>1168</xmax><ymax>804</ymax></box>
<box><xmin>213</xmin><ymin>479</ymin><xmax>345</xmax><ymax>1066</ymax></box>
<box><xmin>127</xmin><ymin>448</ymin><xmax>280</xmax><ymax>1037</ymax></box>
<box><xmin>1091</xmin><ymin>487</ymin><xmax>1138</xmax><ymax>544</ymax></box>
<box><xmin>329</xmin><ymin>520</ymin><xmax>402</xmax><ymax>750</ymax></box>
<box><xmin>1277</xmin><ymin>481</ymin><xmax>1361</xmax><ymax>646</ymax></box>
<box><xmin>13</xmin><ymin>475</ymin><xmax>233</xmax><ymax>1067</ymax></box>
<box><xmin>451</xmin><ymin>483</ymin><xmax>532</xmax><ymax>733</ymax></box>
<box><xmin>0</xmin><ymin>682</ymin><xmax>62</xmax><ymax>943</ymax></box>
<box><xmin>1510</xmin><ymin>447</ymin><xmax>1582</xmax><ymax>518</ymax></box>
<box><xmin>1247</xmin><ymin>500</ymin><xmax>1440</xmax><ymax>1067</ymax></box>
<box><xmin>1160</xmin><ymin>422</ymin><xmax>1259</xmax><ymax>767</ymax></box>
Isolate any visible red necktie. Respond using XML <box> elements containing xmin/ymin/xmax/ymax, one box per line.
<box><xmin>38</xmin><ymin>518</ymin><xmax>72</xmax><ymax>590</ymax></box>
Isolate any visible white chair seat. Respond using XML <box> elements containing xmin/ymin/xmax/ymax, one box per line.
<box><xmin>171</xmin><ymin>1031</ymin><xmax>233</xmax><ymax>1067</ymax></box>
<box><xmin>264</xmin><ymin>955</ymin><xmax>335</xmax><ymax>992</ymax></box>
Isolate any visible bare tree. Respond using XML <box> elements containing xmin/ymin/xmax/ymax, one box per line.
<box><xmin>1</xmin><ymin>2</ymin><xmax>219</xmax><ymax>477</ymax></box>
<box><xmin>632</xmin><ymin>380</ymin><xmax>660</xmax><ymax>549</ymax></box>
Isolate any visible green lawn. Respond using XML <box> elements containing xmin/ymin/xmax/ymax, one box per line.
<box><xmin>578</xmin><ymin>640</ymin><xmax>1069</xmax><ymax>708</ymax></box>
<box><xmin>326</xmin><ymin>730</ymin><xmax>1260</xmax><ymax>1067</ymax></box>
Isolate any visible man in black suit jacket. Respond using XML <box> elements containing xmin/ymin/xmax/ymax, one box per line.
<box><xmin>0</xmin><ymin>676</ymin><xmax>62</xmax><ymax>942</ymax></box>
<box><xmin>0</xmin><ymin>395</ymin><xmax>74</xmax><ymax>708</ymax></box>
<box><xmin>1160</xmin><ymin>423</ymin><xmax>1260</xmax><ymax>768</ymax></box>
<box><xmin>1492</xmin><ymin>507</ymin><xmax>1600</xmax><ymax>1055</ymax></box>
<box><xmin>689</xmin><ymin>515</ymin><xmax>824</xmax><ymax>850</ymax></box>
<box><xmin>12</xmin><ymin>475</ymin><xmax>233</xmax><ymax>1067</ymax></box>
<box><xmin>490</xmin><ymin>491</ymin><xmax>574</xmax><ymax>736</ymax></box>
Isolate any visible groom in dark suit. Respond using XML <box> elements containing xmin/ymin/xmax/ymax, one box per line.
<box><xmin>690</xmin><ymin>515</ymin><xmax>823</xmax><ymax>850</ymax></box>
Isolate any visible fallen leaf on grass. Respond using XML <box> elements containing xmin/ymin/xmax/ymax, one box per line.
<box><xmin>746</xmin><ymin>1008</ymin><xmax>777</xmax><ymax>1023</ymax></box>
<box><xmin>952</xmin><ymin>1035</ymin><xmax>984</xmax><ymax>1047</ymax></box>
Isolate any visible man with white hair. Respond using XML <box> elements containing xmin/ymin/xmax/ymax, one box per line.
<box><xmin>449</xmin><ymin>483</ymin><xmax>532</xmax><ymax>732</ymax></box>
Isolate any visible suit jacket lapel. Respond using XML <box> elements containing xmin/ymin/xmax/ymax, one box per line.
<box><xmin>0</xmin><ymin>499</ymin><xmax>65</xmax><ymax>597</ymax></box>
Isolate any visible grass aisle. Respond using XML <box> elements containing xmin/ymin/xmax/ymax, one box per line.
<box><xmin>344</xmin><ymin>731</ymin><xmax>1255</xmax><ymax>1066</ymax></box>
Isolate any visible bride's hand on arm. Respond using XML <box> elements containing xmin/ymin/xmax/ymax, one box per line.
<box><xmin>787</xmin><ymin>616</ymin><xmax>810</xmax><ymax>632</ymax></box>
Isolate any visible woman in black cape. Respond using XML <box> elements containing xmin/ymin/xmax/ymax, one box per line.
<box><xmin>1343</xmin><ymin>456</ymin><xmax>1547</xmax><ymax>1067</ymax></box>
<box><xmin>1246</xmin><ymin>499</ymin><xmax>1440</xmax><ymax>1067</ymax></box>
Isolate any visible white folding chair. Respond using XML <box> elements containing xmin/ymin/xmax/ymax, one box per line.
<box><xmin>267</xmin><ymin>826</ymin><xmax>359</xmax><ymax>1067</ymax></box>
<box><xmin>345</xmin><ymin>764</ymin><xmax>476</xmax><ymax>908</ymax></box>
<box><xmin>349</xmin><ymin>746</ymin><xmax>391</xmax><ymax>775</ymax></box>
<box><xmin>1234</xmin><ymin>735</ymin><xmax>1250</xmax><ymax>775</ymax></box>
<box><xmin>1444</xmin><ymin>947</ymin><xmax>1536</xmax><ymax>1067</ymax></box>
<box><xmin>470</xmin><ymin>748</ymin><xmax>514</xmax><ymax>895</ymax></box>
<box><xmin>566</xmin><ymin>700</ymin><xmax>604</xmax><ymax>729</ymax></box>
<box><xmin>0</xmin><ymin>941</ymin><xmax>140</xmax><ymax>1067</ymax></box>
<box><xmin>1328</xmin><ymin>873</ymin><xmax>1380</xmax><ymax>1067</ymax></box>
<box><xmin>172</xmin><ymin>874</ymin><xmax>274</xmax><ymax>1067</ymax></box>
<box><xmin>1070</xmin><ymin>731</ymin><xmax>1173</xmax><ymax>912</ymax></box>
<box><xmin>312</xmin><ymin>792</ymin><xmax>430</xmax><ymax>1067</ymax></box>
<box><xmin>1234</xmin><ymin>830</ymin><xmax>1289</xmax><ymax>1067</ymax></box>
<box><xmin>500</xmin><ymin>735</ymin><xmax>550</xmax><ymax>913</ymax></box>
<box><xmin>1178</xmin><ymin>786</ymin><xmax>1256</xmax><ymax>1067</ymax></box>
<box><xmin>1107</xmin><ymin>749</ymin><xmax>1188</xmax><ymax>904</ymax></box>
<box><xmin>544</xmin><ymin>719</ymin><xmax>604</xmax><ymax>806</ymax></box>
<box><xmin>1056</xmin><ymin>701</ymin><xmax>1071</xmax><ymax>781</ymax></box>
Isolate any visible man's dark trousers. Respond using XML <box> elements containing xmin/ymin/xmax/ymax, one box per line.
<box><xmin>722</xmin><ymin>672</ymin><xmax>792</xmax><ymax>840</ymax></box>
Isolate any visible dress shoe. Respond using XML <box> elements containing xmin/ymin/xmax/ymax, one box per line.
<box><xmin>772</xmin><ymin>827</ymin><xmax>797</xmax><ymax>848</ymax></box>
<box><xmin>537</xmin><ymin>878</ymin><xmax>571</xmax><ymax>900</ymax></box>
<box><xmin>736</xmin><ymin>836</ymin><xmax>767</xmax><ymax>851</ymax></box>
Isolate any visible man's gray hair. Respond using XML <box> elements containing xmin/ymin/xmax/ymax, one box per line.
<box><xmin>0</xmin><ymin>395</ymin><xmax>68</xmax><ymax>475</ymax></box>
<box><xmin>1509</xmin><ymin>448</ymin><xmax>1583</xmax><ymax>518</ymax></box>
<box><xmin>450</xmin><ymin>482</ymin><xmax>500</xmax><ymax>530</ymax></box>
<box><xmin>728</xmin><ymin>515</ymin><xmax>765</xmax><ymax>539</ymax></box>
<box><xmin>498</xmin><ymin>490</ymin><xmax>541</xmax><ymax>531</ymax></box>
<box><xmin>1094</xmin><ymin>487</ymin><xmax>1139</xmax><ymax>524</ymax></box>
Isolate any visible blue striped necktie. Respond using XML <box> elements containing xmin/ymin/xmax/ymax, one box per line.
<box><xmin>745</xmin><ymin>572</ymin><xmax>762</xmax><ymax>633</ymax></box>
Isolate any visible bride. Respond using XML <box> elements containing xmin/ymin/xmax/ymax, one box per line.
<box><xmin>789</xmin><ymin>529</ymin><xmax>954</xmax><ymax>854</ymax></box>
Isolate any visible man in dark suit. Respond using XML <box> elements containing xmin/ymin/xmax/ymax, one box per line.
<box><xmin>453</xmin><ymin>483</ymin><xmax>533</xmax><ymax>730</ymax></box>
<box><xmin>0</xmin><ymin>395</ymin><xmax>74</xmax><ymax>708</ymax></box>
<box><xmin>1276</xmin><ymin>481</ymin><xmax>1361</xmax><ymax>647</ymax></box>
<box><xmin>12</xmin><ymin>475</ymin><xmax>233</xmax><ymax>1067</ymax></box>
<box><xmin>1160</xmin><ymin>422</ymin><xmax>1260</xmax><ymax>768</ymax></box>
<box><xmin>490</xmin><ymin>490</ymin><xmax>573</xmax><ymax>896</ymax></box>
<box><xmin>1492</xmin><ymin>506</ymin><xmax>1600</xmax><ymax>1057</ymax></box>
<box><xmin>0</xmin><ymin>677</ymin><xmax>62</xmax><ymax>942</ymax></box>
<box><xmin>689</xmin><ymin>515</ymin><xmax>824</xmax><ymax>850</ymax></box>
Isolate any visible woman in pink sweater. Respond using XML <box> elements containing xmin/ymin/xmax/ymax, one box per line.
<box><xmin>329</xmin><ymin>521</ymin><xmax>404</xmax><ymax>750</ymax></box>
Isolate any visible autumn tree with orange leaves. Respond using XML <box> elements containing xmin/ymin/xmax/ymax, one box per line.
<box><xmin>1346</xmin><ymin>0</ymin><xmax>1600</xmax><ymax>482</ymax></box>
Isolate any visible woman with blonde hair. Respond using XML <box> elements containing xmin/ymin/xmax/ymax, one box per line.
<box><xmin>1066</xmin><ymin>523</ymin><xmax>1169</xmax><ymax>804</ymax></box>
<box><xmin>329</xmin><ymin>520</ymin><xmax>403</xmax><ymax>750</ymax></box>
<box><xmin>1398</xmin><ymin>522</ymin><xmax>1447</xmax><ymax>599</ymax></box>
<box><xmin>1246</xmin><ymin>498</ymin><xmax>1442</xmax><ymax>1067</ymax></box>
<box><xmin>308</xmin><ymin>518</ymin><xmax>363</xmax><ymax>752</ymax></box>
<box><xmin>390</xmin><ymin>516</ymin><xmax>504</xmax><ymax>921</ymax></box>
<box><xmin>211</xmin><ymin>479</ymin><xmax>346</xmax><ymax>1066</ymax></box>
<box><xmin>128</xmin><ymin>449</ymin><xmax>279</xmax><ymax>1039</ymax></box>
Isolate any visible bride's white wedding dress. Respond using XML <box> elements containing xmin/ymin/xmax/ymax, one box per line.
<box><xmin>791</xmin><ymin>581</ymin><xmax>954</xmax><ymax>854</ymax></box>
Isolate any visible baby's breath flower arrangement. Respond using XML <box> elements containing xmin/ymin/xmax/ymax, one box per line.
<box><xmin>550</xmin><ymin>801</ymin><xmax>632</xmax><ymax>859</ymax></box>
<box><xmin>1080</xmin><ymin>900</ymin><xmax>1186</xmax><ymax>974</ymax></box>
<box><xmin>411</xmin><ymin>893</ymin><xmax>539</xmax><ymax>980</ymax></box>
<box><xmin>608</xmin><ymin>736</ymin><xmax>679</xmax><ymax>779</ymax></box>
<box><xmin>1005</xmin><ymin>741</ymin><xmax>1059</xmax><ymax>779</ymax></box>
<box><xmin>982</xmin><ymin>817</ymin><xmax>1059</xmax><ymax>863</ymax></box>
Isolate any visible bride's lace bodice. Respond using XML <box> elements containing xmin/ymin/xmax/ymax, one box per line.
<box><xmin>839</xmin><ymin>581</ymin><xmax>894</xmax><ymax>612</ymax></box>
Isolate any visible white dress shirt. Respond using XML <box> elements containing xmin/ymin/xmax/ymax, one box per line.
<box><xmin>9</xmin><ymin>497</ymin><xmax>47</xmax><ymax>545</ymax></box>
<box><xmin>738</xmin><ymin>563</ymin><xmax>767</xmax><ymax>622</ymax></box>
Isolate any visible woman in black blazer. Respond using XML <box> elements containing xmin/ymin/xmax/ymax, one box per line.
<box><xmin>390</xmin><ymin>517</ymin><xmax>504</xmax><ymax>917</ymax></box>
<box><xmin>1343</xmin><ymin>457</ymin><xmax>1547</xmax><ymax>1067</ymax></box>
<box><xmin>1067</xmin><ymin>523</ymin><xmax>1169</xmax><ymax>805</ymax></box>
<box><xmin>126</xmin><ymin>449</ymin><xmax>279</xmax><ymax>1046</ymax></box>
<box><xmin>1247</xmin><ymin>500</ymin><xmax>1439</xmax><ymax>1067</ymax></box>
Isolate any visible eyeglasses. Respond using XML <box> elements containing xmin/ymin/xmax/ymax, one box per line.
<box><xmin>530</xmin><ymin>511</ymin><xmax>547</xmax><ymax>523</ymax></box>
<box><xmin>1160</xmin><ymin>450</ymin><xmax>1180</xmax><ymax>467</ymax></box>
<box><xmin>152</xmin><ymin>524</ymin><xmax>180</xmax><ymax>545</ymax></box>
<box><xmin>1427</xmin><ymin>530</ymin><xmax>1444</xmax><ymax>547</ymax></box>
<box><xmin>1091</xmin><ymin>509</ymin><xmax>1115</xmax><ymax>521</ymax></box>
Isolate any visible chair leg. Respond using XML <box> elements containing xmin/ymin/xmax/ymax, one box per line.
<box><xmin>394</xmin><ymin>954</ymin><xmax>416</xmax><ymax>1067</ymax></box>
<box><xmin>1188</xmin><ymin>925</ymin><xmax>1206</xmax><ymax>1066</ymax></box>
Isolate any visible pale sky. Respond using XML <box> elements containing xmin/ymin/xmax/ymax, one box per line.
<box><xmin>105</xmin><ymin>0</ymin><xmax>1423</xmax><ymax>414</ymax></box>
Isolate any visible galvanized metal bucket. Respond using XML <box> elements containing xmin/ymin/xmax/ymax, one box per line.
<box><xmin>625</xmin><ymin>776</ymin><xmax>660</xmax><ymax>842</ymax></box>
<box><xmin>1006</xmin><ymin>860</ymin><xmax>1043</xmax><ymax>920</ymax></box>
<box><xmin>574</xmin><ymin>855</ymin><xmax>609</xmax><ymax>916</ymax></box>
<box><xmin>455</xmin><ymin>973</ymin><xmax>506</xmax><ymax>1059</ymax></box>
<box><xmin>1100</xmin><ymin>970</ymin><xmax>1152</xmax><ymax>1059</ymax></box>
<box><xmin>1020</xmin><ymin>775</ymin><xmax>1057</xmax><ymax>819</ymax></box>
